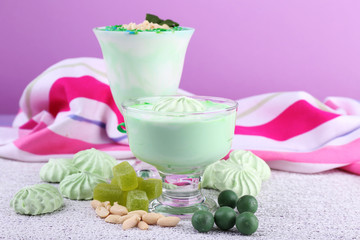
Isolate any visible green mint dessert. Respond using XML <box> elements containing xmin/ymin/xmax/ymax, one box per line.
<box><xmin>152</xmin><ymin>96</ymin><xmax>206</xmax><ymax>112</ymax></box>
<box><xmin>122</xmin><ymin>96</ymin><xmax>237</xmax><ymax>173</ymax></box>
<box><xmin>93</xmin><ymin>15</ymin><xmax>194</xmax><ymax>110</ymax></box>
<box><xmin>10</xmin><ymin>184</ymin><xmax>63</xmax><ymax>215</ymax></box>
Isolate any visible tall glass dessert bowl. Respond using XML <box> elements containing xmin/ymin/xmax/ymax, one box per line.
<box><xmin>93</xmin><ymin>27</ymin><xmax>194</xmax><ymax>107</ymax></box>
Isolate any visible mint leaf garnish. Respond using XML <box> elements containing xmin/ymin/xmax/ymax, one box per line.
<box><xmin>146</xmin><ymin>13</ymin><xmax>179</xmax><ymax>28</ymax></box>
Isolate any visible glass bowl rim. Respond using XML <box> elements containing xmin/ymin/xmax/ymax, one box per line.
<box><xmin>120</xmin><ymin>95</ymin><xmax>238</xmax><ymax>116</ymax></box>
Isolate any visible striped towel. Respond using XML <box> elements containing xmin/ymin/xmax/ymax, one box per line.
<box><xmin>1</xmin><ymin>57</ymin><xmax>359</xmax><ymax>175</ymax></box>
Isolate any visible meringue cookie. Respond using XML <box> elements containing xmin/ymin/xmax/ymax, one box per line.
<box><xmin>229</xmin><ymin>150</ymin><xmax>271</xmax><ymax>180</ymax></box>
<box><xmin>202</xmin><ymin>160</ymin><xmax>262</xmax><ymax>196</ymax></box>
<box><xmin>40</xmin><ymin>158</ymin><xmax>79</xmax><ymax>183</ymax></box>
<box><xmin>59</xmin><ymin>172</ymin><xmax>107</xmax><ymax>200</ymax></box>
<box><xmin>202</xmin><ymin>150</ymin><xmax>270</xmax><ymax>196</ymax></box>
<box><xmin>215</xmin><ymin>161</ymin><xmax>262</xmax><ymax>196</ymax></box>
<box><xmin>73</xmin><ymin>148</ymin><xmax>117</xmax><ymax>179</ymax></box>
<box><xmin>152</xmin><ymin>96</ymin><xmax>205</xmax><ymax>112</ymax></box>
<box><xmin>10</xmin><ymin>184</ymin><xmax>63</xmax><ymax>215</ymax></box>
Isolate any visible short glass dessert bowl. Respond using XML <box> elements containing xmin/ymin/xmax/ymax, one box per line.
<box><xmin>121</xmin><ymin>95</ymin><xmax>238</xmax><ymax>218</ymax></box>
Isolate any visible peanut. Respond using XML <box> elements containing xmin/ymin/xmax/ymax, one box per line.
<box><xmin>90</xmin><ymin>200</ymin><xmax>102</xmax><ymax>209</ymax></box>
<box><xmin>118</xmin><ymin>214</ymin><xmax>139</xmax><ymax>224</ymax></box>
<box><xmin>110</xmin><ymin>203</ymin><xmax>128</xmax><ymax>216</ymax></box>
<box><xmin>104</xmin><ymin>214</ymin><xmax>122</xmax><ymax>224</ymax></box>
<box><xmin>142</xmin><ymin>213</ymin><xmax>163</xmax><ymax>225</ymax></box>
<box><xmin>127</xmin><ymin>212</ymin><xmax>142</xmax><ymax>219</ymax></box>
<box><xmin>95</xmin><ymin>206</ymin><xmax>110</xmax><ymax>218</ymax></box>
<box><xmin>128</xmin><ymin>210</ymin><xmax>147</xmax><ymax>217</ymax></box>
<box><xmin>138</xmin><ymin>221</ymin><xmax>149</xmax><ymax>230</ymax></box>
<box><xmin>103</xmin><ymin>201</ymin><xmax>111</xmax><ymax>211</ymax></box>
<box><xmin>122</xmin><ymin>215</ymin><xmax>140</xmax><ymax>230</ymax></box>
<box><xmin>157</xmin><ymin>216</ymin><xmax>181</xmax><ymax>227</ymax></box>
<box><xmin>123</xmin><ymin>20</ymin><xmax>170</xmax><ymax>31</ymax></box>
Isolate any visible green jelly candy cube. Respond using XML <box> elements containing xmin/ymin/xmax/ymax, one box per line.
<box><xmin>137</xmin><ymin>177</ymin><xmax>144</xmax><ymax>186</ymax></box>
<box><xmin>110</xmin><ymin>177</ymin><xmax>117</xmax><ymax>185</ymax></box>
<box><xmin>112</xmin><ymin>161</ymin><xmax>138</xmax><ymax>191</ymax></box>
<box><xmin>93</xmin><ymin>183</ymin><xmax>126</xmax><ymax>206</ymax></box>
<box><xmin>111</xmin><ymin>176</ymin><xmax>142</xmax><ymax>186</ymax></box>
<box><xmin>138</xmin><ymin>178</ymin><xmax>162</xmax><ymax>200</ymax></box>
<box><xmin>121</xmin><ymin>191</ymin><xmax>128</xmax><ymax>206</ymax></box>
<box><xmin>126</xmin><ymin>190</ymin><xmax>149</xmax><ymax>212</ymax></box>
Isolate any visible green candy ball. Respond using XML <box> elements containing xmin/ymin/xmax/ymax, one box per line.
<box><xmin>218</xmin><ymin>190</ymin><xmax>238</xmax><ymax>208</ymax></box>
<box><xmin>214</xmin><ymin>206</ymin><xmax>236</xmax><ymax>230</ymax></box>
<box><xmin>236</xmin><ymin>195</ymin><xmax>258</xmax><ymax>213</ymax></box>
<box><xmin>191</xmin><ymin>210</ymin><xmax>214</xmax><ymax>233</ymax></box>
<box><xmin>236</xmin><ymin>212</ymin><xmax>259</xmax><ymax>235</ymax></box>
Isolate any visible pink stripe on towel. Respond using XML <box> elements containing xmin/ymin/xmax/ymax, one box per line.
<box><xmin>14</xmin><ymin>122</ymin><xmax>130</xmax><ymax>155</ymax></box>
<box><xmin>235</xmin><ymin>100</ymin><xmax>339</xmax><ymax>141</ymax></box>
<box><xmin>49</xmin><ymin>76</ymin><xmax>124</xmax><ymax>123</ymax></box>
<box><xmin>251</xmin><ymin>137</ymin><xmax>360</xmax><ymax>165</ymax></box>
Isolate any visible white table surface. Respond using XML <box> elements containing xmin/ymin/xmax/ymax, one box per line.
<box><xmin>1</xmin><ymin>156</ymin><xmax>360</xmax><ymax>240</ymax></box>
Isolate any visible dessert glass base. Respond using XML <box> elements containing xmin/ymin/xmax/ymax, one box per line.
<box><xmin>148</xmin><ymin>171</ymin><xmax>217</xmax><ymax>218</ymax></box>
<box><xmin>133</xmin><ymin>159</ymin><xmax>158</xmax><ymax>179</ymax></box>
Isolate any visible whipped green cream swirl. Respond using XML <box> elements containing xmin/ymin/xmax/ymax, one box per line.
<box><xmin>152</xmin><ymin>96</ymin><xmax>205</xmax><ymax>112</ymax></box>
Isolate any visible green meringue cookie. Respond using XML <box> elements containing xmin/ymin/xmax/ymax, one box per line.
<box><xmin>201</xmin><ymin>160</ymin><xmax>222</xmax><ymax>189</ymax></box>
<box><xmin>152</xmin><ymin>96</ymin><xmax>206</xmax><ymax>112</ymax></box>
<box><xmin>10</xmin><ymin>184</ymin><xmax>63</xmax><ymax>215</ymax></box>
<box><xmin>40</xmin><ymin>158</ymin><xmax>79</xmax><ymax>183</ymax></box>
<box><xmin>215</xmin><ymin>161</ymin><xmax>262</xmax><ymax>196</ymax></box>
<box><xmin>229</xmin><ymin>150</ymin><xmax>271</xmax><ymax>180</ymax></box>
<box><xmin>59</xmin><ymin>172</ymin><xmax>107</xmax><ymax>200</ymax></box>
<box><xmin>73</xmin><ymin>148</ymin><xmax>117</xmax><ymax>179</ymax></box>
<box><xmin>202</xmin><ymin>150</ymin><xmax>271</xmax><ymax>197</ymax></box>
<box><xmin>202</xmin><ymin>160</ymin><xmax>262</xmax><ymax>196</ymax></box>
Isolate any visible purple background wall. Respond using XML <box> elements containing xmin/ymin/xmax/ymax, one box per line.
<box><xmin>1</xmin><ymin>0</ymin><xmax>360</xmax><ymax>114</ymax></box>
